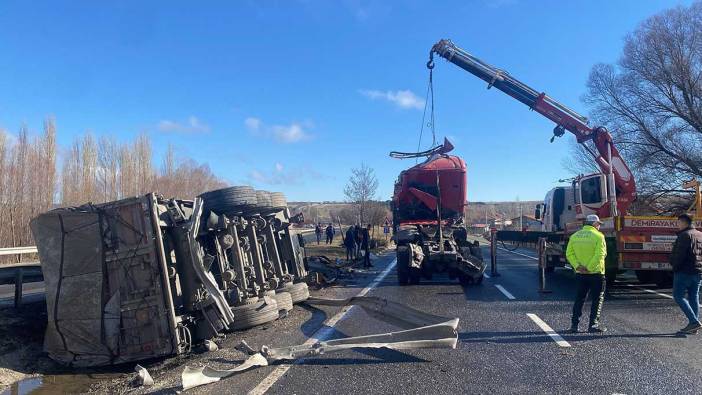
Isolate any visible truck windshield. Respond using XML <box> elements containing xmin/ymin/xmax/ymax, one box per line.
<box><xmin>580</xmin><ymin>177</ymin><xmax>602</xmax><ymax>204</ymax></box>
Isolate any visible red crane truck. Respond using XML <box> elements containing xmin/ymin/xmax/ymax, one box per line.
<box><xmin>429</xmin><ymin>39</ymin><xmax>696</xmax><ymax>286</ymax></box>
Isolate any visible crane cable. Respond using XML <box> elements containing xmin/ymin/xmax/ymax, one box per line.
<box><xmin>415</xmin><ymin>65</ymin><xmax>437</xmax><ymax>163</ymax></box>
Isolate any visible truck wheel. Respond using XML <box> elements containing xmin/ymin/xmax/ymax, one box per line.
<box><xmin>635</xmin><ymin>270</ymin><xmax>655</xmax><ymax>284</ymax></box>
<box><xmin>409</xmin><ymin>267</ymin><xmax>421</xmax><ymax>285</ymax></box>
<box><xmin>230</xmin><ymin>297</ymin><xmax>280</xmax><ymax>330</ymax></box>
<box><xmin>269</xmin><ymin>192</ymin><xmax>288</xmax><ymax>209</ymax></box>
<box><xmin>272</xmin><ymin>291</ymin><xmax>293</xmax><ymax>313</ymax></box>
<box><xmin>396</xmin><ymin>247</ymin><xmax>410</xmax><ymax>285</ymax></box>
<box><xmin>281</xmin><ymin>282</ymin><xmax>309</xmax><ymax>303</ymax></box>
<box><xmin>605</xmin><ymin>271</ymin><xmax>617</xmax><ymax>286</ymax></box>
<box><xmin>199</xmin><ymin>186</ymin><xmax>258</xmax><ymax>215</ymax></box>
<box><xmin>421</xmin><ymin>264</ymin><xmax>433</xmax><ymax>280</ymax></box>
<box><xmin>459</xmin><ymin>273</ymin><xmax>473</xmax><ymax>285</ymax></box>
<box><xmin>653</xmin><ymin>272</ymin><xmax>674</xmax><ymax>288</ymax></box>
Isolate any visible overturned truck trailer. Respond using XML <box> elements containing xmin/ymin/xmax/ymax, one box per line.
<box><xmin>30</xmin><ymin>190</ymin><xmax>308</xmax><ymax>367</ymax></box>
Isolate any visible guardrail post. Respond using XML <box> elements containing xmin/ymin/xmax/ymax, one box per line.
<box><xmin>490</xmin><ymin>228</ymin><xmax>500</xmax><ymax>277</ymax></box>
<box><xmin>14</xmin><ymin>268</ymin><xmax>23</xmax><ymax>309</ymax></box>
<box><xmin>537</xmin><ymin>237</ymin><xmax>551</xmax><ymax>293</ymax></box>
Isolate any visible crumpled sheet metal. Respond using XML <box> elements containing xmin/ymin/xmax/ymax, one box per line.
<box><xmin>181</xmin><ymin>296</ymin><xmax>459</xmax><ymax>390</ymax></box>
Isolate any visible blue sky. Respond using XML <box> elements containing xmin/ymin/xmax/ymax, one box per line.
<box><xmin>0</xmin><ymin>0</ymin><xmax>690</xmax><ymax>202</ymax></box>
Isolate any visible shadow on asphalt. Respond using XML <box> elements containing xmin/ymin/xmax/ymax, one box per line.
<box><xmin>299</xmin><ymin>304</ymin><xmax>329</xmax><ymax>338</ymax></box>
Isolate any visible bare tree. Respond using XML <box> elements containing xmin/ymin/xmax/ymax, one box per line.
<box><xmin>584</xmin><ymin>2</ymin><xmax>702</xmax><ymax>212</ymax></box>
<box><xmin>343</xmin><ymin>163</ymin><xmax>379</xmax><ymax>225</ymax></box>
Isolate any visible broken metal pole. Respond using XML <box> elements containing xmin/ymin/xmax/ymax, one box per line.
<box><xmin>537</xmin><ymin>237</ymin><xmax>551</xmax><ymax>293</ymax></box>
<box><xmin>14</xmin><ymin>268</ymin><xmax>23</xmax><ymax>309</ymax></box>
<box><xmin>490</xmin><ymin>228</ymin><xmax>499</xmax><ymax>277</ymax></box>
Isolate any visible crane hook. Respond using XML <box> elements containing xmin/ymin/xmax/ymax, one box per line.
<box><xmin>427</xmin><ymin>52</ymin><xmax>435</xmax><ymax>70</ymax></box>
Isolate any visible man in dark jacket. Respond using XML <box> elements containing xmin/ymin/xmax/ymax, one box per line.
<box><xmin>345</xmin><ymin>226</ymin><xmax>355</xmax><ymax>261</ymax></box>
<box><xmin>325</xmin><ymin>223</ymin><xmax>334</xmax><ymax>244</ymax></box>
<box><xmin>669</xmin><ymin>213</ymin><xmax>702</xmax><ymax>334</ymax></box>
<box><xmin>315</xmin><ymin>223</ymin><xmax>322</xmax><ymax>245</ymax></box>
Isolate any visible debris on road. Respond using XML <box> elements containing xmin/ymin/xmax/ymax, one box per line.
<box><xmin>180</xmin><ymin>295</ymin><xmax>459</xmax><ymax>390</ymax></box>
<box><xmin>134</xmin><ymin>364</ymin><xmax>154</xmax><ymax>387</ymax></box>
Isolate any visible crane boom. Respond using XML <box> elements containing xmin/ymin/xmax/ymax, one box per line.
<box><xmin>429</xmin><ymin>39</ymin><xmax>636</xmax><ymax>217</ymax></box>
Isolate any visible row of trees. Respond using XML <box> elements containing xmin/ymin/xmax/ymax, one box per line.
<box><xmin>0</xmin><ymin>119</ymin><xmax>226</xmax><ymax>250</ymax></box>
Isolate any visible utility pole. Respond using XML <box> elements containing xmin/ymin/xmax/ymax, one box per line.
<box><xmin>519</xmin><ymin>204</ymin><xmax>523</xmax><ymax>230</ymax></box>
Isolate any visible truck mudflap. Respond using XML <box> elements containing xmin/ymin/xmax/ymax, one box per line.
<box><xmin>181</xmin><ymin>296</ymin><xmax>459</xmax><ymax>391</ymax></box>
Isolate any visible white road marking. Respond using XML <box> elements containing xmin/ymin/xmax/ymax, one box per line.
<box><xmin>495</xmin><ymin>284</ymin><xmax>515</xmax><ymax>300</ymax></box>
<box><xmin>527</xmin><ymin>313</ymin><xmax>571</xmax><ymax>348</ymax></box>
<box><xmin>248</xmin><ymin>258</ymin><xmax>397</xmax><ymax>395</ymax></box>
<box><xmin>483</xmin><ymin>273</ymin><xmax>490</xmax><ymax>279</ymax></box>
<box><xmin>498</xmin><ymin>247</ymin><xmax>538</xmax><ymax>261</ymax></box>
<box><xmin>626</xmin><ymin>284</ymin><xmax>673</xmax><ymax>299</ymax></box>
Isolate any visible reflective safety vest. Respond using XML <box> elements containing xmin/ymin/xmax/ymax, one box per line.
<box><xmin>566</xmin><ymin>225</ymin><xmax>607</xmax><ymax>275</ymax></box>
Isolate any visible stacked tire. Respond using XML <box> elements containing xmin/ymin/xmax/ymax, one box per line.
<box><xmin>230</xmin><ymin>296</ymin><xmax>279</xmax><ymax>330</ymax></box>
<box><xmin>199</xmin><ymin>186</ymin><xmax>257</xmax><ymax>215</ymax></box>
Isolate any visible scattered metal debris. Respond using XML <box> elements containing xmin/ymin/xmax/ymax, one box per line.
<box><xmin>203</xmin><ymin>340</ymin><xmax>219</xmax><ymax>352</ymax></box>
<box><xmin>180</xmin><ymin>296</ymin><xmax>459</xmax><ymax>390</ymax></box>
<box><xmin>134</xmin><ymin>365</ymin><xmax>154</xmax><ymax>387</ymax></box>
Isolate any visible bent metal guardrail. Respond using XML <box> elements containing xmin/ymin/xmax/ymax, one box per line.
<box><xmin>0</xmin><ymin>246</ymin><xmax>42</xmax><ymax>308</ymax></box>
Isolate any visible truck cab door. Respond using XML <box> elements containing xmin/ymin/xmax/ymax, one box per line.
<box><xmin>577</xmin><ymin>174</ymin><xmax>608</xmax><ymax>216</ymax></box>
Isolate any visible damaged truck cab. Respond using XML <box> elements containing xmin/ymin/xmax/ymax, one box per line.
<box><xmin>391</xmin><ymin>140</ymin><xmax>485</xmax><ymax>285</ymax></box>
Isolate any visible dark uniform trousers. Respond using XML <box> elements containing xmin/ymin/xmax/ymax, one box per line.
<box><xmin>571</xmin><ymin>273</ymin><xmax>606</xmax><ymax>327</ymax></box>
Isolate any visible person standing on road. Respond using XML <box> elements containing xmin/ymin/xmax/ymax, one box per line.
<box><xmin>362</xmin><ymin>224</ymin><xmax>373</xmax><ymax>268</ymax></box>
<box><xmin>355</xmin><ymin>224</ymin><xmax>362</xmax><ymax>259</ymax></box>
<box><xmin>315</xmin><ymin>223</ymin><xmax>322</xmax><ymax>245</ymax></box>
<box><xmin>345</xmin><ymin>226</ymin><xmax>355</xmax><ymax>261</ymax></box>
<box><xmin>669</xmin><ymin>213</ymin><xmax>702</xmax><ymax>334</ymax></box>
<box><xmin>566</xmin><ymin>214</ymin><xmax>608</xmax><ymax>333</ymax></box>
<box><xmin>325</xmin><ymin>223</ymin><xmax>334</xmax><ymax>244</ymax></box>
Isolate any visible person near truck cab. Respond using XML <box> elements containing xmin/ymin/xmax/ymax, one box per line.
<box><xmin>669</xmin><ymin>213</ymin><xmax>702</xmax><ymax>335</ymax></box>
<box><xmin>566</xmin><ymin>214</ymin><xmax>607</xmax><ymax>334</ymax></box>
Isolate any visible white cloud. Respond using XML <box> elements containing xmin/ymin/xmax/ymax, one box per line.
<box><xmin>275</xmin><ymin>162</ymin><xmax>284</xmax><ymax>172</ymax></box>
<box><xmin>244</xmin><ymin>118</ymin><xmax>311</xmax><ymax>143</ymax></box>
<box><xmin>272</xmin><ymin>123</ymin><xmax>308</xmax><ymax>143</ymax></box>
<box><xmin>158</xmin><ymin>116</ymin><xmax>210</xmax><ymax>133</ymax></box>
<box><xmin>359</xmin><ymin>89</ymin><xmax>425</xmax><ymax>110</ymax></box>
<box><xmin>244</xmin><ymin>117</ymin><xmax>261</xmax><ymax>131</ymax></box>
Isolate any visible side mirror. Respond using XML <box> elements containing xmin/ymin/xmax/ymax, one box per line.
<box><xmin>534</xmin><ymin>204</ymin><xmax>542</xmax><ymax>220</ymax></box>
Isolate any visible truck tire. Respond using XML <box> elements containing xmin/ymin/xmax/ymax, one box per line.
<box><xmin>255</xmin><ymin>190</ymin><xmax>273</xmax><ymax>208</ymax></box>
<box><xmin>396</xmin><ymin>247</ymin><xmax>410</xmax><ymax>285</ymax></box>
<box><xmin>281</xmin><ymin>282</ymin><xmax>309</xmax><ymax>303</ymax></box>
<box><xmin>269</xmin><ymin>192</ymin><xmax>287</xmax><ymax>209</ymax></box>
<box><xmin>272</xmin><ymin>291</ymin><xmax>293</xmax><ymax>313</ymax></box>
<box><xmin>652</xmin><ymin>272</ymin><xmax>674</xmax><ymax>288</ymax></box>
<box><xmin>230</xmin><ymin>297</ymin><xmax>279</xmax><ymax>330</ymax></box>
<box><xmin>199</xmin><ymin>186</ymin><xmax>258</xmax><ymax>215</ymax></box>
<box><xmin>409</xmin><ymin>267</ymin><xmax>421</xmax><ymax>285</ymax></box>
<box><xmin>635</xmin><ymin>270</ymin><xmax>655</xmax><ymax>285</ymax></box>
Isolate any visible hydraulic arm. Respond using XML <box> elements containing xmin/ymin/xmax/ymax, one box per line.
<box><xmin>429</xmin><ymin>39</ymin><xmax>636</xmax><ymax>216</ymax></box>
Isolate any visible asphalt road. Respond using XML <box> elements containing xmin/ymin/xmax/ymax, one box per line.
<box><xmin>7</xmin><ymin>246</ymin><xmax>702</xmax><ymax>394</ymax></box>
<box><xmin>248</xmin><ymin>246</ymin><xmax>701</xmax><ymax>394</ymax></box>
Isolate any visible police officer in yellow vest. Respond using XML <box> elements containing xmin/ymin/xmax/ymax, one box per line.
<box><xmin>566</xmin><ymin>214</ymin><xmax>607</xmax><ymax>333</ymax></box>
